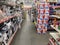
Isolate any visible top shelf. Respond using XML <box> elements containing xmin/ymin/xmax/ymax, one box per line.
<box><xmin>0</xmin><ymin>15</ymin><xmax>17</xmax><ymax>24</ymax></box>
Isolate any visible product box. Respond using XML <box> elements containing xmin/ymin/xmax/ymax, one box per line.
<box><xmin>45</xmin><ymin>10</ymin><xmax>49</xmax><ymax>14</ymax></box>
<box><xmin>37</xmin><ymin>18</ymin><xmax>43</xmax><ymax>24</ymax></box>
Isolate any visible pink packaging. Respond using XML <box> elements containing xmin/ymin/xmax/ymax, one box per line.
<box><xmin>40</xmin><ymin>10</ymin><xmax>44</xmax><ymax>14</ymax></box>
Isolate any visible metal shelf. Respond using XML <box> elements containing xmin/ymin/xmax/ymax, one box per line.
<box><xmin>51</xmin><ymin>25</ymin><xmax>60</xmax><ymax>33</ymax></box>
<box><xmin>0</xmin><ymin>15</ymin><xmax>17</xmax><ymax>24</ymax></box>
<box><xmin>7</xmin><ymin>25</ymin><xmax>19</xmax><ymax>45</ymax></box>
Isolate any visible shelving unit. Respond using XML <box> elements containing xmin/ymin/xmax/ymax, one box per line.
<box><xmin>49</xmin><ymin>32</ymin><xmax>60</xmax><ymax>45</ymax></box>
<box><xmin>0</xmin><ymin>0</ymin><xmax>24</xmax><ymax>45</ymax></box>
<box><xmin>49</xmin><ymin>15</ymin><xmax>60</xmax><ymax>44</ymax></box>
<box><xmin>7</xmin><ymin>26</ymin><xmax>18</xmax><ymax>45</ymax></box>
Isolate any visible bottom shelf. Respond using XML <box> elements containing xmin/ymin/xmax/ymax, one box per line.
<box><xmin>7</xmin><ymin>26</ymin><xmax>19</xmax><ymax>45</ymax></box>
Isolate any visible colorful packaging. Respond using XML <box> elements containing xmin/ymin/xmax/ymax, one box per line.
<box><xmin>43</xmin><ymin>20</ymin><xmax>48</xmax><ymax>24</ymax></box>
<box><xmin>37</xmin><ymin>28</ymin><xmax>40</xmax><ymax>33</ymax></box>
<box><xmin>37</xmin><ymin>2</ymin><xmax>49</xmax><ymax>33</ymax></box>
<box><xmin>45</xmin><ymin>3</ymin><xmax>49</xmax><ymax>6</ymax></box>
<box><xmin>37</xmin><ymin>18</ymin><xmax>43</xmax><ymax>24</ymax></box>
<box><xmin>37</xmin><ymin>24</ymin><xmax>42</xmax><ymax>28</ymax></box>
<box><xmin>40</xmin><ymin>10</ymin><xmax>44</xmax><ymax>14</ymax></box>
<box><xmin>45</xmin><ymin>10</ymin><xmax>49</xmax><ymax>14</ymax></box>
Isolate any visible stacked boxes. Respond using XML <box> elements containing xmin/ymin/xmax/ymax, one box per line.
<box><xmin>37</xmin><ymin>2</ymin><xmax>49</xmax><ymax>33</ymax></box>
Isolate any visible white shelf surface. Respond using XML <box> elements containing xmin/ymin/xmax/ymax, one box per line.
<box><xmin>51</xmin><ymin>25</ymin><xmax>60</xmax><ymax>33</ymax></box>
<box><xmin>50</xmin><ymin>15</ymin><xmax>60</xmax><ymax>19</ymax></box>
<box><xmin>50</xmin><ymin>32</ymin><xmax>60</xmax><ymax>45</ymax></box>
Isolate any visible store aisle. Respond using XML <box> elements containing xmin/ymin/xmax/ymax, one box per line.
<box><xmin>11</xmin><ymin>12</ymin><xmax>50</xmax><ymax>45</ymax></box>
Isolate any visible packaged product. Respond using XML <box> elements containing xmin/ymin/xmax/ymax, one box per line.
<box><xmin>45</xmin><ymin>10</ymin><xmax>49</xmax><ymax>14</ymax></box>
<box><xmin>40</xmin><ymin>15</ymin><xmax>44</xmax><ymax>20</ymax></box>
<box><xmin>37</xmin><ymin>19</ymin><xmax>43</xmax><ymax>24</ymax></box>
<box><xmin>40</xmin><ymin>10</ymin><xmax>44</xmax><ymax>14</ymax></box>
<box><xmin>37</xmin><ymin>28</ymin><xmax>40</xmax><ymax>33</ymax></box>
<box><xmin>43</xmin><ymin>20</ymin><xmax>48</xmax><ymax>24</ymax></box>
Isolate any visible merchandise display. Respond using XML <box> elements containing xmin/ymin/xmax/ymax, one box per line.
<box><xmin>0</xmin><ymin>0</ymin><xmax>24</xmax><ymax>45</ymax></box>
<box><xmin>47</xmin><ymin>1</ymin><xmax>60</xmax><ymax>44</ymax></box>
<box><xmin>37</xmin><ymin>2</ymin><xmax>49</xmax><ymax>33</ymax></box>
